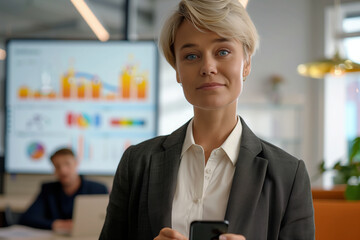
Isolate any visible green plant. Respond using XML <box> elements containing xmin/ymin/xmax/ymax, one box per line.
<box><xmin>319</xmin><ymin>137</ymin><xmax>360</xmax><ymax>200</ymax></box>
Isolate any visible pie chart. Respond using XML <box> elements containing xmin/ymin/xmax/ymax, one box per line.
<box><xmin>27</xmin><ymin>142</ymin><xmax>45</xmax><ymax>160</ymax></box>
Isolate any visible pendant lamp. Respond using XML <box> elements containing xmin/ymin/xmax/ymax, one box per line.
<box><xmin>297</xmin><ymin>51</ymin><xmax>360</xmax><ymax>79</ymax></box>
<box><xmin>297</xmin><ymin>0</ymin><xmax>360</xmax><ymax>79</ymax></box>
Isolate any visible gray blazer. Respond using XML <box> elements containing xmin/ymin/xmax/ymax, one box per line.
<box><xmin>99</xmin><ymin>118</ymin><xmax>315</xmax><ymax>240</ymax></box>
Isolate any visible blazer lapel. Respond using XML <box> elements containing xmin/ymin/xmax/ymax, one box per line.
<box><xmin>148</xmin><ymin>121</ymin><xmax>189</xmax><ymax>237</ymax></box>
<box><xmin>225</xmin><ymin>118</ymin><xmax>268</xmax><ymax>234</ymax></box>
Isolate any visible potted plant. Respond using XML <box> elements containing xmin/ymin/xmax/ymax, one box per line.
<box><xmin>319</xmin><ymin>137</ymin><xmax>360</xmax><ymax>200</ymax></box>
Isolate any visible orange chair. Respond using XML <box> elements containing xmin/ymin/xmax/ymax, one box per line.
<box><xmin>313</xmin><ymin>199</ymin><xmax>360</xmax><ymax>240</ymax></box>
<box><xmin>312</xmin><ymin>185</ymin><xmax>346</xmax><ymax>200</ymax></box>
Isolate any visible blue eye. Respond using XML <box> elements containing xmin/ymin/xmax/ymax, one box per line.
<box><xmin>185</xmin><ymin>54</ymin><xmax>198</xmax><ymax>60</ymax></box>
<box><xmin>218</xmin><ymin>50</ymin><xmax>230</xmax><ymax>56</ymax></box>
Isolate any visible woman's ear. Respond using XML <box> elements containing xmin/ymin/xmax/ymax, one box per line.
<box><xmin>243</xmin><ymin>59</ymin><xmax>251</xmax><ymax>78</ymax></box>
<box><xmin>176</xmin><ymin>70</ymin><xmax>181</xmax><ymax>84</ymax></box>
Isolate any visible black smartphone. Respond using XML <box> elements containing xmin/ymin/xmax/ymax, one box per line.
<box><xmin>189</xmin><ymin>220</ymin><xmax>229</xmax><ymax>240</ymax></box>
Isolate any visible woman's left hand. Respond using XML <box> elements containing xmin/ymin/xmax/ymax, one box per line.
<box><xmin>154</xmin><ymin>227</ymin><xmax>188</xmax><ymax>240</ymax></box>
<box><xmin>219</xmin><ymin>233</ymin><xmax>246</xmax><ymax>240</ymax></box>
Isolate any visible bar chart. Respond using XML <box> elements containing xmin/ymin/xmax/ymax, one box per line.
<box><xmin>17</xmin><ymin>66</ymin><xmax>149</xmax><ymax>101</ymax></box>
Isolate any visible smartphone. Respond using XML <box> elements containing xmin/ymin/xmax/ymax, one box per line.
<box><xmin>189</xmin><ymin>220</ymin><xmax>229</xmax><ymax>240</ymax></box>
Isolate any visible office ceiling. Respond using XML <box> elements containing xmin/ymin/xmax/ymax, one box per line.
<box><xmin>0</xmin><ymin>0</ymin><xmax>155</xmax><ymax>42</ymax></box>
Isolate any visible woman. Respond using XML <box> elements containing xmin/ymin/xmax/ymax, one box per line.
<box><xmin>100</xmin><ymin>0</ymin><xmax>315</xmax><ymax>239</ymax></box>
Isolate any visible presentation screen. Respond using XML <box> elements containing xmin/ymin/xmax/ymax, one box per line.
<box><xmin>5</xmin><ymin>39</ymin><xmax>158</xmax><ymax>174</ymax></box>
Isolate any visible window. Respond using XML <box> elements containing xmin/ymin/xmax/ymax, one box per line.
<box><xmin>323</xmin><ymin>3</ymin><xmax>360</xmax><ymax>187</ymax></box>
<box><xmin>343</xmin><ymin>14</ymin><xmax>360</xmax><ymax>154</ymax></box>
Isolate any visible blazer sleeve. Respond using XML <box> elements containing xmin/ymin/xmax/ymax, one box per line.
<box><xmin>99</xmin><ymin>146</ymin><xmax>131</xmax><ymax>239</ymax></box>
<box><xmin>279</xmin><ymin>160</ymin><xmax>315</xmax><ymax>240</ymax></box>
<box><xmin>18</xmin><ymin>185</ymin><xmax>54</xmax><ymax>229</ymax></box>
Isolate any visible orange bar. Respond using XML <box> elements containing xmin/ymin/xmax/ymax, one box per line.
<box><xmin>121</xmin><ymin>69</ymin><xmax>131</xmax><ymax>99</ymax></box>
<box><xmin>62</xmin><ymin>75</ymin><xmax>71</xmax><ymax>98</ymax></box>
<box><xmin>77</xmin><ymin>82</ymin><xmax>85</xmax><ymax>99</ymax></box>
<box><xmin>18</xmin><ymin>86</ymin><xmax>30</xmax><ymax>99</ymax></box>
<box><xmin>48</xmin><ymin>91</ymin><xmax>56</xmax><ymax>99</ymax></box>
<box><xmin>92</xmin><ymin>80</ymin><xmax>101</xmax><ymax>99</ymax></box>
<box><xmin>33</xmin><ymin>91</ymin><xmax>42</xmax><ymax>99</ymax></box>
<box><xmin>105</xmin><ymin>93</ymin><xmax>116</xmax><ymax>101</ymax></box>
<box><xmin>137</xmin><ymin>79</ymin><xmax>147</xmax><ymax>99</ymax></box>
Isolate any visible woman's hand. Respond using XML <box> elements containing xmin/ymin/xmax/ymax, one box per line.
<box><xmin>153</xmin><ymin>228</ymin><xmax>245</xmax><ymax>240</ymax></box>
<box><xmin>219</xmin><ymin>233</ymin><xmax>246</xmax><ymax>240</ymax></box>
<box><xmin>154</xmin><ymin>227</ymin><xmax>188</xmax><ymax>240</ymax></box>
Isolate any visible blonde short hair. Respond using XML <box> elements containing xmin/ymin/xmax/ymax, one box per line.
<box><xmin>159</xmin><ymin>0</ymin><xmax>259</xmax><ymax>69</ymax></box>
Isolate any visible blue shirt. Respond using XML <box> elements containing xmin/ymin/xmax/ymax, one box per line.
<box><xmin>19</xmin><ymin>177</ymin><xmax>108</xmax><ymax>229</ymax></box>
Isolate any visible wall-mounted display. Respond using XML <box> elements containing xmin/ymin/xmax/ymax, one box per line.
<box><xmin>5</xmin><ymin>39</ymin><xmax>158</xmax><ymax>174</ymax></box>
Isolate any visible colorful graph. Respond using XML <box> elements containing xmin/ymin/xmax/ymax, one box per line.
<box><xmin>26</xmin><ymin>114</ymin><xmax>51</xmax><ymax>130</ymax></box>
<box><xmin>18</xmin><ymin>86</ymin><xmax>56</xmax><ymax>99</ymax></box>
<box><xmin>71</xmin><ymin>135</ymin><xmax>130</xmax><ymax>163</ymax></box>
<box><xmin>61</xmin><ymin>69</ymin><xmax>102</xmax><ymax>99</ymax></box>
<box><xmin>66</xmin><ymin>112</ymin><xmax>101</xmax><ymax>128</ymax></box>
<box><xmin>110</xmin><ymin>118</ymin><xmax>146</xmax><ymax>127</ymax></box>
<box><xmin>120</xmin><ymin>67</ymin><xmax>148</xmax><ymax>100</ymax></box>
<box><xmin>17</xmin><ymin>63</ymin><xmax>149</xmax><ymax>101</ymax></box>
<box><xmin>27</xmin><ymin>142</ymin><xmax>45</xmax><ymax>160</ymax></box>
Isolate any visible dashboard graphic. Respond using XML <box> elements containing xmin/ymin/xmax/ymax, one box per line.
<box><xmin>27</xmin><ymin>142</ymin><xmax>45</xmax><ymax>160</ymax></box>
<box><xmin>5</xmin><ymin>39</ymin><xmax>158</xmax><ymax>174</ymax></box>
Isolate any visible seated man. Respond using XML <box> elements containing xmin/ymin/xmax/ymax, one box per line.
<box><xmin>19</xmin><ymin>148</ymin><xmax>108</xmax><ymax>233</ymax></box>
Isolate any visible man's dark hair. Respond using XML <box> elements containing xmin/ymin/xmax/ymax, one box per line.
<box><xmin>50</xmin><ymin>148</ymin><xmax>76</xmax><ymax>162</ymax></box>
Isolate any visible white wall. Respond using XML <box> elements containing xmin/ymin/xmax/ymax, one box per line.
<box><xmin>154</xmin><ymin>0</ymin><xmax>194</xmax><ymax>135</ymax></box>
<box><xmin>247</xmin><ymin>0</ymin><xmax>318</xmax><ymax>178</ymax></box>
<box><xmin>245</xmin><ymin>0</ymin><xmax>312</xmax><ymax>103</ymax></box>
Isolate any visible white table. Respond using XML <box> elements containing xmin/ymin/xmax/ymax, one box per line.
<box><xmin>0</xmin><ymin>225</ymin><xmax>99</xmax><ymax>240</ymax></box>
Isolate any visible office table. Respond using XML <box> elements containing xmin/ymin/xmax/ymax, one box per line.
<box><xmin>0</xmin><ymin>225</ymin><xmax>99</xmax><ymax>240</ymax></box>
<box><xmin>0</xmin><ymin>196</ymin><xmax>33</xmax><ymax>212</ymax></box>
